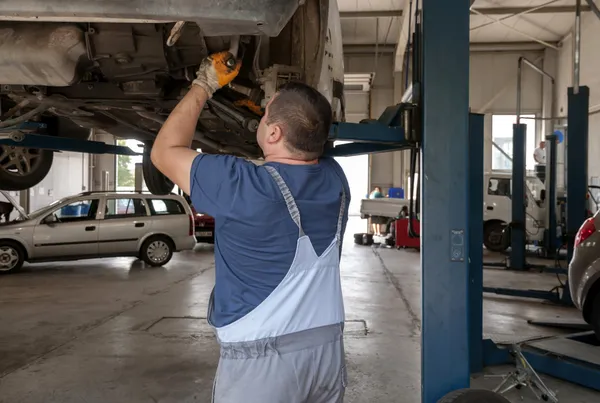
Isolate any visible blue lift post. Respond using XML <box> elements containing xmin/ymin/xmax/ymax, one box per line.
<box><xmin>567</xmin><ymin>86</ymin><xmax>589</xmax><ymax>262</ymax></box>
<box><xmin>510</xmin><ymin>123</ymin><xmax>527</xmax><ymax>270</ymax></box>
<box><xmin>469</xmin><ymin>114</ymin><xmax>485</xmax><ymax>374</ymax></box>
<box><xmin>421</xmin><ymin>0</ymin><xmax>471</xmax><ymax>401</ymax></box>
<box><xmin>545</xmin><ymin>134</ymin><xmax>558</xmax><ymax>255</ymax></box>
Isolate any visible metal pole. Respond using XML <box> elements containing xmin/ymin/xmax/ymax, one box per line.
<box><xmin>517</xmin><ymin>58</ymin><xmax>523</xmax><ymax>124</ymax></box>
<box><xmin>574</xmin><ymin>0</ymin><xmax>582</xmax><ymax>94</ymax></box>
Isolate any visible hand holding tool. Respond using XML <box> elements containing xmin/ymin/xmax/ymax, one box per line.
<box><xmin>192</xmin><ymin>51</ymin><xmax>241</xmax><ymax>97</ymax></box>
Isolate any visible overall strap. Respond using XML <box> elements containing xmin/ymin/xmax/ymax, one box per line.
<box><xmin>336</xmin><ymin>189</ymin><xmax>347</xmax><ymax>244</ymax></box>
<box><xmin>264</xmin><ymin>165</ymin><xmax>305</xmax><ymax>237</ymax></box>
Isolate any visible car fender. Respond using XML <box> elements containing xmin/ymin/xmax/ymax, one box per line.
<box><xmin>573</xmin><ymin>257</ymin><xmax>600</xmax><ymax>311</ymax></box>
<box><xmin>136</xmin><ymin>231</ymin><xmax>172</xmax><ymax>251</ymax></box>
<box><xmin>0</xmin><ymin>234</ymin><xmax>33</xmax><ymax>260</ymax></box>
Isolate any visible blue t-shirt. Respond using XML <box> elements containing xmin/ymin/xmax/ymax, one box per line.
<box><xmin>189</xmin><ymin>154</ymin><xmax>351</xmax><ymax>327</ymax></box>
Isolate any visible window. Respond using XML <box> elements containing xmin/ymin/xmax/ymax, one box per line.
<box><xmin>148</xmin><ymin>199</ymin><xmax>185</xmax><ymax>216</ymax></box>
<box><xmin>491</xmin><ymin>114</ymin><xmax>536</xmax><ymax>171</ymax></box>
<box><xmin>488</xmin><ymin>178</ymin><xmax>511</xmax><ymax>197</ymax></box>
<box><xmin>105</xmin><ymin>198</ymin><xmax>147</xmax><ymax>218</ymax></box>
<box><xmin>54</xmin><ymin>199</ymin><xmax>99</xmax><ymax>222</ymax></box>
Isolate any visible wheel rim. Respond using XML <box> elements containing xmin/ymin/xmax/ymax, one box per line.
<box><xmin>0</xmin><ymin>146</ymin><xmax>43</xmax><ymax>177</ymax></box>
<box><xmin>487</xmin><ymin>226</ymin><xmax>506</xmax><ymax>247</ymax></box>
<box><xmin>147</xmin><ymin>240</ymin><xmax>170</xmax><ymax>263</ymax></box>
<box><xmin>0</xmin><ymin>246</ymin><xmax>19</xmax><ymax>271</ymax></box>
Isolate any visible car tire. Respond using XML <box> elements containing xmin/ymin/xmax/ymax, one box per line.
<box><xmin>354</xmin><ymin>233</ymin><xmax>365</xmax><ymax>245</ymax></box>
<box><xmin>437</xmin><ymin>389</ymin><xmax>510</xmax><ymax>403</ymax></box>
<box><xmin>0</xmin><ymin>240</ymin><xmax>25</xmax><ymax>274</ymax></box>
<box><xmin>140</xmin><ymin>235</ymin><xmax>174</xmax><ymax>267</ymax></box>
<box><xmin>142</xmin><ymin>144</ymin><xmax>174</xmax><ymax>195</ymax></box>
<box><xmin>0</xmin><ymin>146</ymin><xmax>53</xmax><ymax>191</ymax></box>
<box><xmin>484</xmin><ymin>221</ymin><xmax>508</xmax><ymax>252</ymax></box>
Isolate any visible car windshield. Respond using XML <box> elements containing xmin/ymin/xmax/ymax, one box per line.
<box><xmin>27</xmin><ymin>198</ymin><xmax>67</xmax><ymax>219</ymax></box>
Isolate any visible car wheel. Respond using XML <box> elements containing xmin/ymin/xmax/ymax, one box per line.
<box><xmin>0</xmin><ymin>146</ymin><xmax>53</xmax><ymax>191</ymax></box>
<box><xmin>484</xmin><ymin>221</ymin><xmax>508</xmax><ymax>252</ymax></box>
<box><xmin>438</xmin><ymin>389</ymin><xmax>510</xmax><ymax>403</ymax></box>
<box><xmin>0</xmin><ymin>241</ymin><xmax>25</xmax><ymax>274</ymax></box>
<box><xmin>354</xmin><ymin>233</ymin><xmax>365</xmax><ymax>245</ymax></box>
<box><xmin>142</xmin><ymin>144</ymin><xmax>174</xmax><ymax>195</ymax></box>
<box><xmin>140</xmin><ymin>235</ymin><xmax>174</xmax><ymax>267</ymax></box>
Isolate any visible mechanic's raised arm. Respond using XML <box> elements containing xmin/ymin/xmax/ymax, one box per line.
<box><xmin>151</xmin><ymin>52</ymin><xmax>241</xmax><ymax>195</ymax></box>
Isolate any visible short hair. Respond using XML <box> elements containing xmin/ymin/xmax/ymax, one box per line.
<box><xmin>265</xmin><ymin>82</ymin><xmax>333</xmax><ymax>159</ymax></box>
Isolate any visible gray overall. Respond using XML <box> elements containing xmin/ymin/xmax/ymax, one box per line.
<box><xmin>210</xmin><ymin>165</ymin><xmax>347</xmax><ymax>403</ymax></box>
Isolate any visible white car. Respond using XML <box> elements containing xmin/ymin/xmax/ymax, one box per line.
<box><xmin>483</xmin><ymin>172</ymin><xmax>546</xmax><ymax>251</ymax></box>
<box><xmin>0</xmin><ymin>191</ymin><xmax>196</xmax><ymax>273</ymax></box>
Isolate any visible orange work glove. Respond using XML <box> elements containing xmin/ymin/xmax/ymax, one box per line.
<box><xmin>192</xmin><ymin>51</ymin><xmax>241</xmax><ymax>97</ymax></box>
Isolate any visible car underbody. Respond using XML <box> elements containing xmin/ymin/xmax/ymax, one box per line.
<box><xmin>0</xmin><ymin>0</ymin><xmax>344</xmax><ymax>193</ymax></box>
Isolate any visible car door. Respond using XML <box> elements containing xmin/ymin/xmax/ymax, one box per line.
<box><xmin>484</xmin><ymin>177</ymin><xmax>511</xmax><ymax>222</ymax></box>
<box><xmin>32</xmin><ymin>198</ymin><xmax>100</xmax><ymax>259</ymax></box>
<box><xmin>97</xmin><ymin>196</ymin><xmax>151</xmax><ymax>256</ymax></box>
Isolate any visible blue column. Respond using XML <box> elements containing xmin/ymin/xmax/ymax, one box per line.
<box><xmin>421</xmin><ymin>0</ymin><xmax>471</xmax><ymax>401</ymax></box>
<box><xmin>567</xmin><ymin>87</ymin><xmax>589</xmax><ymax>262</ymax></box>
<box><xmin>546</xmin><ymin>134</ymin><xmax>557</xmax><ymax>255</ymax></box>
<box><xmin>510</xmin><ymin>124</ymin><xmax>527</xmax><ymax>270</ymax></box>
<box><xmin>469</xmin><ymin>113</ymin><xmax>484</xmax><ymax>373</ymax></box>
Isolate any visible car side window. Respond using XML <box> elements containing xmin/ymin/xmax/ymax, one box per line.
<box><xmin>488</xmin><ymin>178</ymin><xmax>511</xmax><ymax>197</ymax></box>
<box><xmin>105</xmin><ymin>198</ymin><xmax>147</xmax><ymax>219</ymax></box>
<box><xmin>148</xmin><ymin>199</ymin><xmax>185</xmax><ymax>216</ymax></box>
<box><xmin>53</xmin><ymin>199</ymin><xmax>99</xmax><ymax>223</ymax></box>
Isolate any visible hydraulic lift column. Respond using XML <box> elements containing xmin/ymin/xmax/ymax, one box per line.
<box><xmin>421</xmin><ymin>0</ymin><xmax>471</xmax><ymax>401</ymax></box>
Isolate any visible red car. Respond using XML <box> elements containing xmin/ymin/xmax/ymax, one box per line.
<box><xmin>190</xmin><ymin>205</ymin><xmax>215</xmax><ymax>244</ymax></box>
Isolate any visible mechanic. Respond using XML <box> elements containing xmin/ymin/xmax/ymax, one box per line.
<box><xmin>151</xmin><ymin>51</ymin><xmax>351</xmax><ymax>402</ymax></box>
<box><xmin>533</xmin><ymin>140</ymin><xmax>546</xmax><ymax>183</ymax></box>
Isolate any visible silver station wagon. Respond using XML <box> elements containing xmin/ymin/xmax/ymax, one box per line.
<box><xmin>0</xmin><ymin>191</ymin><xmax>196</xmax><ymax>273</ymax></box>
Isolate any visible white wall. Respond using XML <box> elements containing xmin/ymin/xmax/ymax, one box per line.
<box><xmin>20</xmin><ymin>130</ymin><xmax>116</xmax><ymax>213</ymax></box>
<box><xmin>343</xmin><ymin>54</ymin><xmax>406</xmax><ymax>196</ymax></box>
<box><xmin>343</xmin><ymin>51</ymin><xmax>546</xmax><ymax>191</ymax></box>
<box><xmin>556</xmin><ymin>13</ymin><xmax>600</xmax><ymax>182</ymax></box>
<box><xmin>27</xmin><ymin>151</ymin><xmax>89</xmax><ymax>212</ymax></box>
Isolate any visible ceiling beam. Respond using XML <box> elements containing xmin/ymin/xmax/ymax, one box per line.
<box><xmin>340</xmin><ymin>10</ymin><xmax>403</xmax><ymax>18</ymax></box>
<box><xmin>472</xmin><ymin>5</ymin><xmax>591</xmax><ymax>15</ymax></box>
<box><xmin>344</xmin><ymin>41</ymin><xmax>555</xmax><ymax>54</ymax></box>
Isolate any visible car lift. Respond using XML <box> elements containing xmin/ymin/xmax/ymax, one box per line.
<box><xmin>1</xmin><ymin>0</ymin><xmax>599</xmax><ymax>401</ymax></box>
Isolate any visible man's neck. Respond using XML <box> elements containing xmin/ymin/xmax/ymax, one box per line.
<box><xmin>264</xmin><ymin>155</ymin><xmax>319</xmax><ymax>165</ymax></box>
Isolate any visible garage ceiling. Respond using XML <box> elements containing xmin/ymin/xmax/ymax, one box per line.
<box><xmin>339</xmin><ymin>0</ymin><xmax>592</xmax><ymax>70</ymax></box>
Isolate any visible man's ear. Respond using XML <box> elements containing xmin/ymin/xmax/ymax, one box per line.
<box><xmin>268</xmin><ymin>123</ymin><xmax>284</xmax><ymax>144</ymax></box>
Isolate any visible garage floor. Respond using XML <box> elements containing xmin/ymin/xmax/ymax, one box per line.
<box><xmin>1</xmin><ymin>218</ymin><xmax>599</xmax><ymax>403</ymax></box>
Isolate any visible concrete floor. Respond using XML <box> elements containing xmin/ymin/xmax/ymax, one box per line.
<box><xmin>1</xmin><ymin>217</ymin><xmax>599</xmax><ymax>402</ymax></box>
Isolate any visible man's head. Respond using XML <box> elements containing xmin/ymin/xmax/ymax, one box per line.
<box><xmin>256</xmin><ymin>82</ymin><xmax>333</xmax><ymax>161</ymax></box>
<box><xmin>374</xmin><ymin>186</ymin><xmax>382</xmax><ymax>192</ymax></box>
<box><xmin>539</xmin><ymin>141</ymin><xmax>545</xmax><ymax>149</ymax></box>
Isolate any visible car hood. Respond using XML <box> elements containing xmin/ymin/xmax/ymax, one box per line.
<box><xmin>0</xmin><ymin>190</ymin><xmax>29</xmax><ymax>220</ymax></box>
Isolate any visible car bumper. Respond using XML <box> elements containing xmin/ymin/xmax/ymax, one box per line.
<box><xmin>175</xmin><ymin>235</ymin><xmax>197</xmax><ymax>252</ymax></box>
<box><xmin>0</xmin><ymin>0</ymin><xmax>300</xmax><ymax>36</ymax></box>
<box><xmin>569</xmin><ymin>249</ymin><xmax>600</xmax><ymax>311</ymax></box>
<box><xmin>195</xmin><ymin>227</ymin><xmax>215</xmax><ymax>243</ymax></box>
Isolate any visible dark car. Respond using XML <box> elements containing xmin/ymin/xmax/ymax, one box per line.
<box><xmin>191</xmin><ymin>205</ymin><xmax>215</xmax><ymax>244</ymax></box>
<box><xmin>568</xmin><ymin>209</ymin><xmax>600</xmax><ymax>339</ymax></box>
